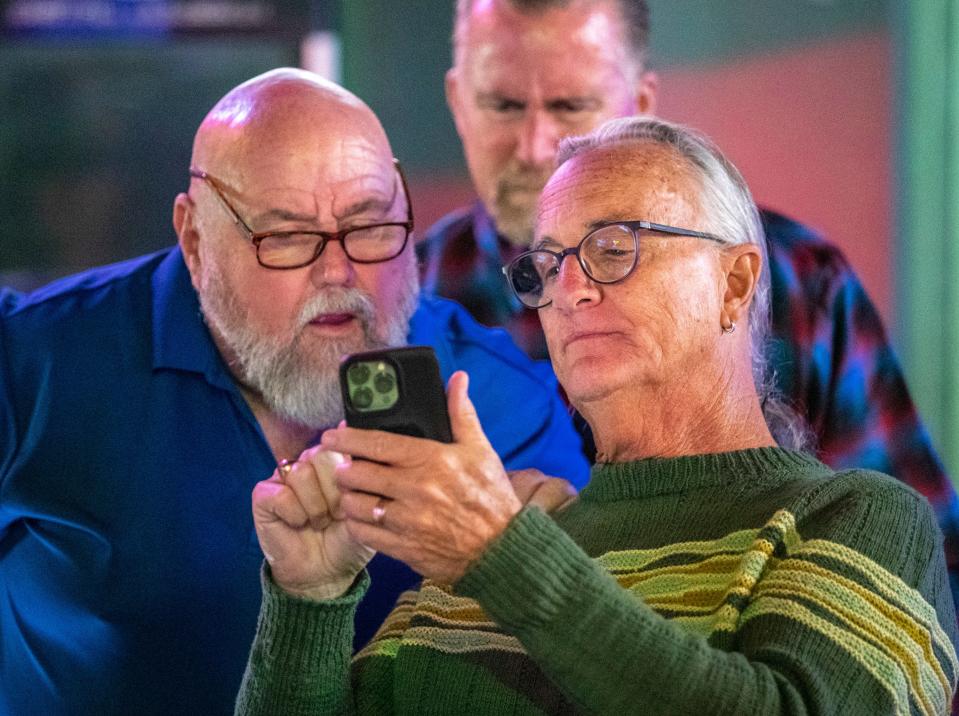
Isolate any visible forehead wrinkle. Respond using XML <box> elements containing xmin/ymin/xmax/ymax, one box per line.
<box><xmin>196</xmin><ymin>75</ymin><xmax>393</xmax><ymax>199</ymax></box>
<box><xmin>236</xmin><ymin>121</ymin><xmax>395</xmax><ymax>229</ymax></box>
<box><xmin>326</xmin><ymin>153</ymin><xmax>398</xmax><ymax>222</ymax></box>
<box><xmin>538</xmin><ymin>145</ymin><xmax>707</xmax><ymax>242</ymax></box>
<box><xmin>460</xmin><ymin>0</ymin><xmax>637</xmax><ymax>82</ymax></box>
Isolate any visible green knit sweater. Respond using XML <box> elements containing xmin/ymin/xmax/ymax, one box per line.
<box><xmin>236</xmin><ymin>448</ymin><xmax>958</xmax><ymax>715</ymax></box>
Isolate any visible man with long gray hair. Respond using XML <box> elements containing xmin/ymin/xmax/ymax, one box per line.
<box><xmin>418</xmin><ymin>0</ymin><xmax>959</xmax><ymax>599</ymax></box>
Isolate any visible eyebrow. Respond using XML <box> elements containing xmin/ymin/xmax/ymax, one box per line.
<box><xmin>250</xmin><ymin>195</ymin><xmax>397</xmax><ymax>228</ymax></box>
<box><xmin>545</xmin><ymin>97</ymin><xmax>600</xmax><ymax>109</ymax></box>
<box><xmin>531</xmin><ymin>217</ymin><xmax>633</xmax><ymax>249</ymax></box>
<box><xmin>335</xmin><ymin>196</ymin><xmax>395</xmax><ymax>220</ymax></box>
<box><xmin>476</xmin><ymin>91</ymin><xmax>522</xmax><ymax>105</ymax></box>
<box><xmin>251</xmin><ymin>208</ymin><xmax>319</xmax><ymax>225</ymax></box>
<box><xmin>585</xmin><ymin>217</ymin><xmax>632</xmax><ymax>231</ymax></box>
<box><xmin>531</xmin><ymin>236</ymin><xmax>562</xmax><ymax>251</ymax></box>
<box><xmin>476</xmin><ymin>92</ymin><xmax>599</xmax><ymax>108</ymax></box>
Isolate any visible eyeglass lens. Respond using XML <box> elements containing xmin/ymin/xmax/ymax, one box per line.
<box><xmin>508</xmin><ymin>225</ymin><xmax>638</xmax><ymax>308</ymax></box>
<box><xmin>257</xmin><ymin>225</ymin><xmax>410</xmax><ymax>268</ymax></box>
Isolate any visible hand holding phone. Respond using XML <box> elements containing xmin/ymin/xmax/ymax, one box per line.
<box><xmin>339</xmin><ymin>346</ymin><xmax>453</xmax><ymax>443</ymax></box>
<box><xmin>325</xmin><ymin>369</ymin><xmax>522</xmax><ymax>584</ymax></box>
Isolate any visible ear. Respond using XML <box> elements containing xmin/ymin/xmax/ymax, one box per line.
<box><xmin>635</xmin><ymin>70</ymin><xmax>659</xmax><ymax>116</ymax></box>
<box><xmin>721</xmin><ymin>243</ymin><xmax>762</xmax><ymax>327</ymax></box>
<box><xmin>173</xmin><ymin>192</ymin><xmax>203</xmax><ymax>292</ymax></box>
<box><xmin>445</xmin><ymin>67</ymin><xmax>466</xmax><ymax>138</ymax></box>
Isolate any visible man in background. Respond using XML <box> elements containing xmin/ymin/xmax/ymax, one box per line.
<box><xmin>418</xmin><ymin>0</ymin><xmax>959</xmax><ymax>590</ymax></box>
<box><xmin>0</xmin><ymin>68</ymin><xmax>587</xmax><ymax>715</ymax></box>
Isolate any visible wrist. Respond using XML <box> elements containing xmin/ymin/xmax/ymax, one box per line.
<box><xmin>276</xmin><ymin>572</ymin><xmax>361</xmax><ymax>603</ymax></box>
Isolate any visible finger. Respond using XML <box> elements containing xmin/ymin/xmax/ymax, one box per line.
<box><xmin>344</xmin><ymin>518</ymin><xmax>405</xmax><ymax>559</ymax></box>
<box><xmin>305</xmin><ymin>448</ymin><xmax>349</xmax><ymax>521</ymax></box>
<box><xmin>321</xmin><ymin>425</ymin><xmax>424</xmax><ymax>466</ymax></box>
<box><xmin>282</xmin><ymin>459</ymin><xmax>332</xmax><ymax>528</ymax></box>
<box><xmin>333</xmin><ymin>456</ymin><xmax>402</xmax><ymax>499</ymax></box>
<box><xmin>526</xmin><ymin>477</ymin><xmax>578</xmax><ymax>514</ymax></box>
<box><xmin>340</xmin><ymin>490</ymin><xmax>394</xmax><ymax>528</ymax></box>
<box><xmin>446</xmin><ymin>371</ymin><xmax>487</xmax><ymax>445</ymax></box>
<box><xmin>252</xmin><ymin>480</ymin><xmax>310</xmax><ymax>529</ymax></box>
<box><xmin>508</xmin><ymin>468</ymin><xmax>546</xmax><ymax>504</ymax></box>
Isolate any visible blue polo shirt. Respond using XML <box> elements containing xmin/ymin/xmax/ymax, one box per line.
<box><xmin>0</xmin><ymin>247</ymin><xmax>588</xmax><ymax>715</ymax></box>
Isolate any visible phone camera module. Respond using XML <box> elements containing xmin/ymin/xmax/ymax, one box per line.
<box><xmin>348</xmin><ymin>363</ymin><xmax>371</xmax><ymax>385</ymax></box>
<box><xmin>346</xmin><ymin>359</ymin><xmax>399</xmax><ymax>412</ymax></box>
<box><xmin>353</xmin><ymin>386</ymin><xmax>374</xmax><ymax>409</ymax></box>
<box><xmin>374</xmin><ymin>372</ymin><xmax>395</xmax><ymax>394</ymax></box>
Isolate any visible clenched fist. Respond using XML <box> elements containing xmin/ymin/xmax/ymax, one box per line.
<box><xmin>252</xmin><ymin>446</ymin><xmax>375</xmax><ymax>601</ymax></box>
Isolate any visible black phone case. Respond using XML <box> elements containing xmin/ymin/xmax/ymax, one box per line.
<box><xmin>339</xmin><ymin>346</ymin><xmax>453</xmax><ymax>443</ymax></box>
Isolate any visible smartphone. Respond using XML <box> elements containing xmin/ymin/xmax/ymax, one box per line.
<box><xmin>339</xmin><ymin>346</ymin><xmax>453</xmax><ymax>443</ymax></box>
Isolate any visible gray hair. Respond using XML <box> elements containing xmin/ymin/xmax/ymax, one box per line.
<box><xmin>453</xmin><ymin>0</ymin><xmax>651</xmax><ymax>67</ymax></box>
<box><xmin>556</xmin><ymin>116</ymin><xmax>812</xmax><ymax>451</ymax></box>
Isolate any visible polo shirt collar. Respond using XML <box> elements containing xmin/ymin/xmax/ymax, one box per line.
<box><xmin>150</xmin><ymin>247</ymin><xmax>236</xmax><ymax>391</ymax></box>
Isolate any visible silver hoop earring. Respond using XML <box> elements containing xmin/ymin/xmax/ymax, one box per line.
<box><xmin>722</xmin><ymin>321</ymin><xmax>736</xmax><ymax>334</ymax></box>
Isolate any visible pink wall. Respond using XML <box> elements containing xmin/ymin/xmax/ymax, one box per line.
<box><xmin>657</xmin><ymin>32</ymin><xmax>893</xmax><ymax>323</ymax></box>
<box><xmin>410</xmin><ymin>31</ymin><xmax>893</xmax><ymax>324</ymax></box>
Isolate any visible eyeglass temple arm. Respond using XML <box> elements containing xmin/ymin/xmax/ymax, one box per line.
<box><xmin>640</xmin><ymin>220</ymin><xmax>725</xmax><ymax>244</ymax></box>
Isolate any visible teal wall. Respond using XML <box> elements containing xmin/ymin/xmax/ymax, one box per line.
<box><xmin>0</xmin><ymin>41</ymin><xmax>297</xmax><ymax>280</ymax></box>
<box><xmin>893</xmin><ymin>0</ymin><xmax>959</xmax><ymax>478</ymax></box>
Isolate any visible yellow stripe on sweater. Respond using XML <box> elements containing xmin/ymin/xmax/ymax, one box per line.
<box><xmin>741</xmin><ymin>595</ymin><xmax>950</xmax><ymax>716</ymax></box>
<box><xmin>353</xmin><ymin>509</ymin><xmax>955</xmax><ymax>714</ymax></box>
<box><xmin>801</xmin><ymin>539</ymin><xmax>958</xmax><ymax>673</ymax></box>
<box><xmin>752</xmin><ymin>556</ymin><xmax>956</xmax><ymax>711</ymax></box>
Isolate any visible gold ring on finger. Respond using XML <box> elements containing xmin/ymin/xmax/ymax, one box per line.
<box><xmin>371</xmin><ymin>497</ymin><xmax>387</xmax><ymax>525</ymax></box>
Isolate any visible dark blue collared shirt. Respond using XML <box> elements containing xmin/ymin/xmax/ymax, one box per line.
<box><xmin>0</xmin><ymin>247</ymin><xmax>588</xmax><ymax>715</ymax></box>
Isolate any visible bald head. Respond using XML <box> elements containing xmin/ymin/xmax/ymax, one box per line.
<box><xmin>192</xmin><ymin>68</ymin><xmax>392</xmax><ymax>185</ymax></box>
<box><xmin>173</xmin><ymin>68</ymin><xmax>419</xmax><ymax>431</ymax></box>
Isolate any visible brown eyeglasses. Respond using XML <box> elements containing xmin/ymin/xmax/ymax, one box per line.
<box><xmin>188</xmin><ymin>158</ymin><xmax>414</xmax><ymax>270</ymax></box>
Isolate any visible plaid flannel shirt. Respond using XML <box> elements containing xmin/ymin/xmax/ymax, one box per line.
<box><xmin>418</xmin><ymin>202</ymin><xmax>959</xmax><ymax>604</ymax></box>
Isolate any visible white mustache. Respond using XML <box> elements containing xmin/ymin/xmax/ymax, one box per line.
<box><xmin>296</xmin><ymin>288</ymin><xmax>377</xmax><ymax>331</ymax></box>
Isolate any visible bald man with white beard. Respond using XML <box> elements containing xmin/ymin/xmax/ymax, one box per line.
<box><xmin>0</xmin><ymin>68</ymin><xmax>587</xmax><ymax>716</ymax></box>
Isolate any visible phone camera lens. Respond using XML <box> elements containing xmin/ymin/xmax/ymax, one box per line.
<box><xmin>353</xmin><ymin>387</ymin><xmax>374</xmax><ymax>409</ymax></box>
<box><xmin>349</xmin><ymin>363</ymin><xmax>371</xmax><ymax>384</ymax></box>
<box><xmin>374</xmin><ymin>372</ymin><xmax>395</xmax><ymax>394</ymax></box>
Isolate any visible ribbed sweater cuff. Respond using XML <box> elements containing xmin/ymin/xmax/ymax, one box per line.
<box><xmin>257</xmin><ymin>563</ymin><xmax>368</xmax><ymax>665</ymax></box>
<box><xmin>456</xmin><ymin>506</ymin><xmax>595</xmax><ymax>631</ymax></box>
<box><xmin>236</xmin><ymin>564</ymin><xmax>370</xmax><ymax>715</ymax></box>
<box><xmin>237</xmin><ymin>563</ymin><xmax>370</xmax><ymax>716</ymax></box>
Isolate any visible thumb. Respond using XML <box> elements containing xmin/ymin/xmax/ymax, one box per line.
<box><xmin>447</xmin><ymin>370</ymin><xmax>486</xmax><ymax>444</ymax></box>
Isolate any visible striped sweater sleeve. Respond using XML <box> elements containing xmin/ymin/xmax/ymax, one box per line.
<box><xmin>457</xmin><ymin>494</ymin><xmax>958</xmax><ymax>715</ymax></box>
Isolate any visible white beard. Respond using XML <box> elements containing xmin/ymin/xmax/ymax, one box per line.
<box><xmin>197</xmin><ymin>259</ymin><xmax>419</xmax><ymax>430</ymax></box>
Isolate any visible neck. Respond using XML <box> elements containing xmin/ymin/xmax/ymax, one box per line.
<box><xmin>239</xmin><ymin>384</ymin><xmax>325</xmax><ymax>462</ymax></box>
<box><xmin>580</xmin><ymin>365</ymin><xmax>775</xmax><ymax>463</ymax></box>
<box><xmin>207</xmin><ymin>320</ymin><xmax>324</xmax><ymax>461</ymax></box>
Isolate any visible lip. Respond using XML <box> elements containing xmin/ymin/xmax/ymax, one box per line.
<box><xmin>563</xmin><ymin>330</ymin><xmax>621</xmax><ymax>350</ymax></box>
<box><xmin>308</xmin><ymin>313</ymin><xmax>358</xmax><ymax>330</ymax></box>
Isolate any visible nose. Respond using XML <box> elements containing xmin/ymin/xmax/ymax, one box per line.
<box><xmin>310</xmin><ymin>237</ymin><xmax>355</xmax><ymax>288</ymax></box>
<box><xmin>549</xmin><ymin>252</ymin><xmax>599</xmax><ymax>310</ymax></box>
<box><xmin>515</xmin><ymin>110</ymin><xmax>559</xmax><ymax>168</ymax></box>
